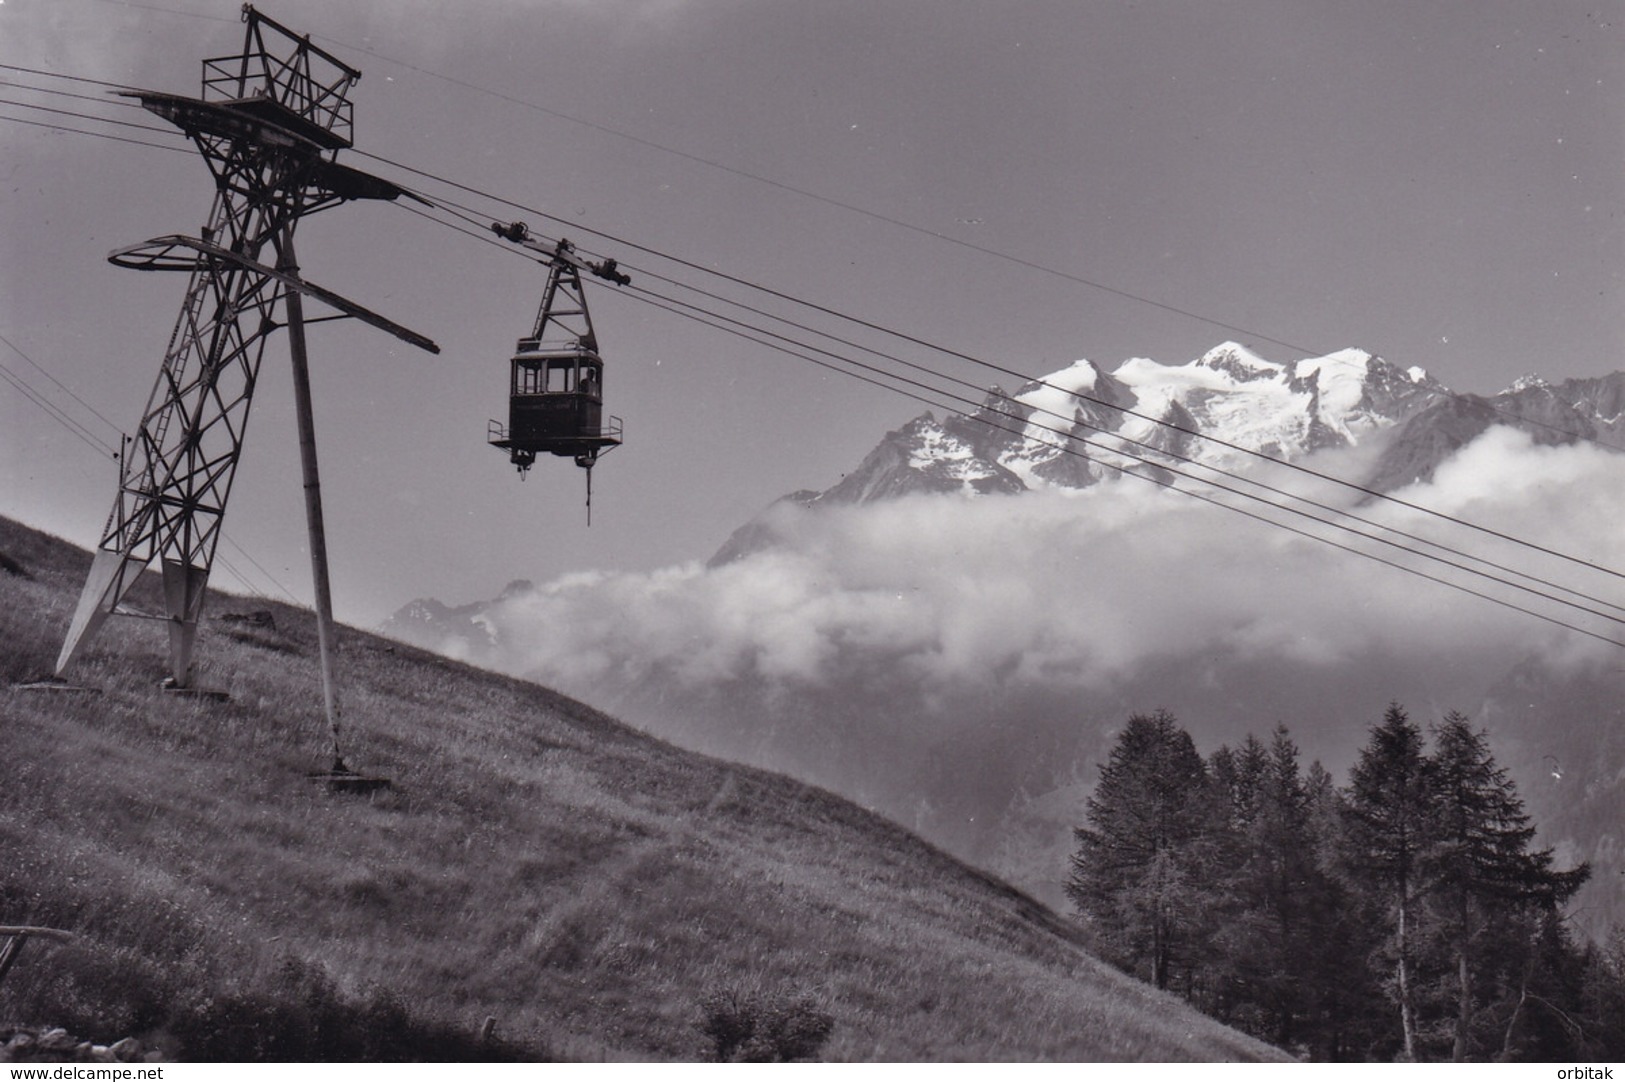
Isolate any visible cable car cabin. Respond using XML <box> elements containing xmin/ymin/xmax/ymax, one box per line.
<box><xmin>487</xmin><ymin>226</ymin><xmax>629</xmax><ymax>484</ymax></box>
<box><xmin>489</xmin><ymin>342</ymin><xmax>623</xmax><ymax>475</ymax></box>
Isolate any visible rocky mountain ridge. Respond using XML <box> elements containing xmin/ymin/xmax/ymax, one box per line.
<box><xmin>706</xmin><ymin>344</ymin><xmax>1622</xmax><ymax>564</ymax></box>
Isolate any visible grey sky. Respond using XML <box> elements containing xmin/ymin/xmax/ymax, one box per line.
<box><xmin>2</xmin><ymin>0</ymin><xmax>1621</xmax><ymax>626</ymax></box>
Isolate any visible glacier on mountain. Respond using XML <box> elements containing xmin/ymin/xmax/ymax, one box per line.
<box><xmin>698</xmin><ymin>344</ymin><xmax>1625</xmax><ymax>567</ymax></box>
<box><xmin>778</xmin><ymin>342</ymin><xmax>1452</xmax><ymax>515</ymax></box>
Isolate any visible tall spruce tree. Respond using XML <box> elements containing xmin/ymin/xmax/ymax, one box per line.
<box><xmin>1301</xmin><ymin>759</ymin><xmax>1389</xmax><ymax>1060</ymax></box>
<box><xmin>1067</xmin><ymin>710</ymin><xmax>1212</xmax><ymax>990</ymax></box>
<box><xmin>1205</xmin><ymin>731</ymin><xmax>1304</xmax><ymax>1043</ymax></box>
<box><xmin>1205</xmin><ymin>727</ymin><xmax>1365</xmax><ymax>1055</ymax></box>
<box><xmin>1257</xmin><ymin>728</ymin><xmax>1319</xmax><ymax>1045</ymax></box>
<box><xmin>1345</xmin><ymin>703</ymin><xmax>1432</xmax><ymax>1060</ymax></box>
<box><xmin>1203</xmin><ymin>737</ymin><xmax>1265</xmax><ymax>1025</ymax></box>
<box><xmin>1425</xmin><ymin>712</ymin><xmax>1590</xmax><ymax>1060</ymax></box>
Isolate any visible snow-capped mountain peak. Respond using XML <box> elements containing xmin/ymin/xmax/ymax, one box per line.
<box><xmin>698</xmin><ymin>346</ymin><xmax>1621</xmax><ymax>562</ymax></box>
<box><xmin>1196</xmin><ymin>341</ymin><xmax>1285</xmax><ymax>382</ymax></box>
<box><xmin>731</xmin><ymin>344</ymin><xmax>1458</xmax><ymax>522</ymax></box>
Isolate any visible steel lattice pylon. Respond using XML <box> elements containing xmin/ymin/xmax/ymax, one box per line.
<box><xmin>57</xmin><ymin>5</ymin><xmax>436</xmax><ymax>727</ymax></box>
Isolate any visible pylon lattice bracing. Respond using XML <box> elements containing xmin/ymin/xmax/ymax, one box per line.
<box><xmin>57</xmin><ymin>6</ymin><xmax>433</xmax><ymax>697</ymax></box>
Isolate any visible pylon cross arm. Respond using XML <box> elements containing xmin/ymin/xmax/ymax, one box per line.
<box><xmin>109</xmin><ymin>235</ymin><xmax>439</xmax><ymax>355</ymax></box>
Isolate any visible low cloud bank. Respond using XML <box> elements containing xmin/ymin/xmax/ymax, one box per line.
<box><xmin>476</xmin><ymin>427</ymin><xmax>1624</xmax><ymax>699</ymax></box>
<box><xmin>428</xmin><ymin>428</ymin><xmax>1624</xmax><ymax>910</ymax></box>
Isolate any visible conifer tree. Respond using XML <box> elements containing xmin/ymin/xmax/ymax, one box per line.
<box><xmin>1205</xmin><ymin>731</ymin><xmax>1305</xmax><ymax>1042</ymax></box>
<box><xmin>1425</xmin><ymin>712</ymin><xmax>1590</xmax><ymax>1060</ymax></box>
<box><xmin>1064</xmin><ymin>702</ymin><xmax>1605</xmax><ymax>1062</ymax></box>
<box><xmin>1495</xmin><ymin>908</ymin><xmax>1592</xmax><ymax>1060</ymax></box>
<box><xmin>1202</xmin><ymin>738</ymin><xmax>1262</xmax><ymax>1024</ymax></box>
<box><xmin>1067</xmin><ymin>710</ymin><xmax>1212</xmax><ymax>990</ymax></box>
<box><xmin>1344</xmin><ymin>703</ymin><xmax>1432</xmax><ymax>1060</ymax></box>
<box><xmin>1206</xmin><ymin>727</ymin><xmax>1366</xmax><ymax>1054</ymax></box>
<box><xmin>1252</xmin><ymin>728</ymin><xmax>1320</xmax><ymax>1046</ymax></box>
<box><xmin>1301</xmin><ymin>759</ymin><xmax>1388</xmax><ymax>1060</ymax></box>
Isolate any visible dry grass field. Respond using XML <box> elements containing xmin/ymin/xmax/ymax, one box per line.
<box><xmin>0</xmin><ymin>515</ymin><xmax>1283</xmax><ymax>1062</ymax></box>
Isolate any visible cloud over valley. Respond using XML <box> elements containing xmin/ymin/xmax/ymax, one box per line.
<box><xmin>395</xmin><ymin>427</ymin><xmax>1625</xmax><ymax>915</ymax></box>
<box><xmin>461</xmin><ymin>427</ymin><xmax>1624</xmax><ymax>700</ymax></box>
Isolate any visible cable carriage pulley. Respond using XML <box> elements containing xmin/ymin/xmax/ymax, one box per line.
<box><xmin>488</xmin><ymin>221</ymin><xmax>629</xmax><ymax>522</ymax></box>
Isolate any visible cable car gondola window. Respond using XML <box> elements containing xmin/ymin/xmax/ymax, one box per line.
<box><xmin>514</xmin><ymin>360</ymin><xmax>542</xmax><ymax>396</ymax></box>
<box><xmin>546</xmin><ymin>360</ymin><xmax>576</xmax><ymax>393</ymax></box>
<box><xmin>513</xmin><ymin>357</ymin><xmax>587</xmax><ymax>396</ymax></box>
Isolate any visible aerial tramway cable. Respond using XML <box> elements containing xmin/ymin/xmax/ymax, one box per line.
<box><xmin>264</xmin><ymin>163</ymin><xmax>1625</xmax><ymax>645</ymax></box>
<box><xmin>83</xmin><ymin>5</ymin><xmax>1616</xmax><ymax>461</ymax></box>
<box><xmin>10</xmin><ymin>96</ymin><xmax>1621</xmax><ymax>608</ymax></box>
<box><xmin>386</xmin><ymin>186</ymin><xmax>1625</xmax><ymax>618</ymax></box>
<box><xmin>612</xmin><ymin>273</ymin><xmax>1625</xmax><ymax>631</ymax></box>
<box><xmin>617</xmin><ymin>284</ymin><xmax>1625</xmax><ymax>652</ymax></box>
<box><xmin>376</xmin><ymin>166</ymin><xmax>1625</xmax><ymax>585</ymax></box>
<box><xmin>2</xmin><ymin>339</ymin><xmax>300</xmax><ymax>605</ymax></box>
<box><xmin>5</xmin><ymin>54</ymin><xmax>1615</xmax><ymax>460</ymax></box>
<box><xmin>4</xmin><ymin>64</ymin><xmax>1622</xmax><ymax>648</ymax></box>
<box><xmin>3</xmin><ymin>63</ymin><xmax>1612</xmax><ymax>461</ymax></box>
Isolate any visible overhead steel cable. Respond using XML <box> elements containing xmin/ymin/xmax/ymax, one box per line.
<box><xmin>1</xmin><ymin>329</ymin><xmax>306</xmax><ymax>607</ymax></box>
<box><xmin>576</xmin><ymin>253</ymin><xmax>1625</xmax><ymax>618</ymax></box>
<box><xmin>0</xmin><ymin>358</ymin><xmax>118</xmax><ymax>459</ymax></box>
<box><xmin>651</xmin><ymin>286</ymin><xmax>1625</xmax><ymax>620</ymax></box>
<box><xmin>402</xmin><ymin>182</ymin><xmax>1625</xmax><ymax>588</ymax></box>
<box><xmin>0</xmin><ymin>96</ymin><xmax>179</xmax><ymax>137</ymax></box>
<box><xmin>601</xmin><ymin>233</ymin><xmax>1625</xmax><ymax>579</ymax></box>
<box><xmin>209</xmin><ymin>549</ymin><xmax>260</xmax><ymax>599</ymax></box>
<box><xmin>51</xmin><ymin>163</ymin><xmax>1625</xmax><ymax>652</ymax></box>
<box><xmin>7</xmin><ymin>62</ymin><xmax>1621</xmax><ymax>631</ymax></box>
<box><xmin>1</xmin><ymin>331</ymin><xmax>124</xmax><ymax>439</ymax></box>
<box><xmin>69</xmin><ymin>5</ymin><xmax>1603</xmax><ymax>455</ymax></box>
<box><xmin>616</xmin><ymin>280</ymin><xmax>1625</xmax><ymax>652</ymax></box>
<box><xmin>347</xmin><ymin>145</ymin><xmax>1620</xmax><ymax>458</ymax></box>
<box><xmin>384</xmin><ymin>170</ymin><xmax>1625</xmax><ymax>590</ymax></box>
<box><xmin>7</xmin><ymin>53</ymin><xmax>1612</xmax><ymax>453</ymax></box>
<box><xmin>10</xmin><ymin>91</ymin><xmax>1621</xmax><ymax>622</ymax></box>
<box><xmin>382</xmin><ymin>188</ymin><xmax>1625</xmax><ymax>633</ymax></box>
<box><xmin>219</xmin><ymin>534</ymin><xmax>301</xmax><ymax>607</ymax></box>
<box><xmin>8</xmin><ymin>59</ymin><xmax>1613</xmax><ymax>464</ymax></box>
<box><xmin>0</xmin><ymin>332</ymin><xmax>119</xmax><ymax>458</ymax></box>
<box><xmin>0</xmin><ymin>77</ymin><xmax>150</xmax><ymax>111</ymax></box>
<box><xmin>609</xmin><ymin>272</ymin><xmax>1625</xmax><ymax>633</ymax></box>
<box><xmin>81</xmin><ymin>0</ymin><xmax>236</xmax><ymax>25</ymax></box>
<box><xmin>0</xmin><ymin>61</ymin><xmax>131</xmax><ymax>90</ymax></box>
<box><xmin>406</xmin><ymin>186</ymin><xmax>1622</xmax><ymax>631</ymax></box>
<box><xmin>0</xmin><ymin>112</ymin><xmax>189</xmax><ymax>155</ymax></box>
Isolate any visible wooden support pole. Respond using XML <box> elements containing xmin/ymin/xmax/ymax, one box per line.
<box><xmin>279</xmin><ymin>234</ymin><xmax>346</xmax><ymax>771</ymax></box>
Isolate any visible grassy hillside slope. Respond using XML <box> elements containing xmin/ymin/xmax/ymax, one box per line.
<box><xmin>0</xmin><ymin>515</ymin><xmax>1281</xmax><ymax>1062</ymax></box>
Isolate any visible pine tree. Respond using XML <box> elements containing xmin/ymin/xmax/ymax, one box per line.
<box><xmin>1204</xmin><ymin>730</ymin><xmax>1308</xmax><ymax>1044</ymax></box>
<box><xmin>1301</xmin><ymin>759</ymin><xmax>1389</xmax><ymax>1060</ymax></box>
<box><xmin>1205</xmin><ymin>727</ymin><xmax>1377</xmax><ymax>1056</ymax></box>
<box><xmin>1344</xmin><ymin>703</ymin><xmax>1432</xmax><ymax>1060</ymax></box>
<box><xmin>1202</xmin><ymin>738</ymin><xmax>1262</xmax><ymax>1025</ymax></box>
<box><xmin>1493</xmin><ymin>909</ymin><xmax>1591</xmax><ymax>1060</ymax></box>
<box><xmin>1067</xmin><ymin>710</ymin><xmax>1212</xmax><ymax>990</ymax></box>
<box><xmin>1425</xmin><ymin>712</ymin><xmax>1590</xmax><ymax>1060</ymax></box>
<box><xmin>1062</xmin><ymin>703</ymin><xmax>1605</xmax><ymax>1062</ymax></box>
